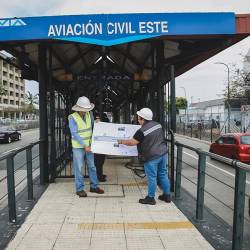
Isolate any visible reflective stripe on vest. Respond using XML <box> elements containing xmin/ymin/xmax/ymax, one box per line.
<box><xmin>69</xmin><ymin>112</ymin><xmax>92</xmax><ymax>148</ymax></box>
<box><xmin>143</xmin><ymin>124</ymin><xmax>162</xmax><ymax>136</ymax></box>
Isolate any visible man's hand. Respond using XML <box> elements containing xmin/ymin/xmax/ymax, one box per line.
<box><xmin>84</xmin><ymin>146</ymin><xmax>91</xmax><ymax>152</ymax></box>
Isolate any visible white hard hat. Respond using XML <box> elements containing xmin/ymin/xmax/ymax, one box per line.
<box><xmin>72</xmin><ymin>96</ymin><xmax>95</xmax><ymax>112</ymax></box>
<box><xmin>137</xmin><ymin>108</ymin><xmax>153</xmax><ymax>121</ymax></box>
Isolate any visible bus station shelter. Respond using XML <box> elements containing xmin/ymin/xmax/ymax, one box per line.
<box><xmin>0</xmin><ymin>12</ymin><xmax>249</xmax><ymax>186</ymax></box>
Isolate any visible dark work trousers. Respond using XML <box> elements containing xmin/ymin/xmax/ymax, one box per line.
<box><xmin>94</xmin><ymin>153</ymin><xmax>106</xmax><ymax>178</ymax></box>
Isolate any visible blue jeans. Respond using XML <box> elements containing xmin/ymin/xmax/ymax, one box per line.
<box><xmin>72</xmin><ymin>148</ymin><xmax>99</xmax><ymax>192</ymax></box>
<box><xmin>144</xmin><ymin>154</ymin><xmax>170</xmax><ymax>198</ymax></box>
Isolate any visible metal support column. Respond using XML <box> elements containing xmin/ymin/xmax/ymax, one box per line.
<box><xmin>170</xmin><ymin>65</ymin><xmax>176</xmax><ymax>192</ymax></box>
<box><xmin>156</xmin><ymin>41</ymin><xmax>164</xmax><ymax>124</ymax></box>
<box><xmin>38</xmin><ymin>43</ymin><xmax>49</xmax><ymax>184</ymax></box>
<box><xmin>49</xmin><ymin>46</ymin><xmax>56</xmax><ymax>182</ymax></box>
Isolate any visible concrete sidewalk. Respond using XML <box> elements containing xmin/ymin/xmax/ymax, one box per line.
<box><xmin>6</xmin><ymin>159</ymin><xmax>213</xmax><ymax>250</ymax></box>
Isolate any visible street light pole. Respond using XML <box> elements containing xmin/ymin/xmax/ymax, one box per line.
<box><xmin>180</xmin><ymin>86</ymin><xmax>188</xmax><ymax>123</ymax></box>
<box><xmin>215</xmin><ymin>62</ymin><xmax>230</xmax><ymax>133</ymax></box>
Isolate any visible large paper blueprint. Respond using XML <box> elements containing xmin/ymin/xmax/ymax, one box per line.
<box><xmin>91</xmin><ymin>122</ymin><xmax>141</xmax><ymax>156</ymax></box>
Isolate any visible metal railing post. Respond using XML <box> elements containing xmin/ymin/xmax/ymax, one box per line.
<box><xmin>6</xmin><ymin>152</ymin><xmax>16</xmax><ymax>223</ymax></box>
<box><xmin>175</xmin><ymin>144</ymin><xmax>183</xmax><ymax>199</ymax></box>
<box><xmin>26</xmin><ymin>144</ymin><xmax>33</xmax><ymax>200</ymax></box>
<box><xmin>232</xmin><ymin>167</ymin><xmax>246</xmax><ymax>250</ymax></box>
<box><xmin>210</xmin><ymin>123</ymin><xmax>213</xmax><ymax>142</ymax></box>
<box><xmin>196</xmin><ymin>150</ymin><xmax>206</xmax><ymax>221</ymax></box>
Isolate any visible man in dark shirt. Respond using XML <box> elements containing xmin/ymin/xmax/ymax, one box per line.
<box><xmin>118</xmin><ymin>108</ymin><xmax>171</xmax><ymax>205</ymax></box>
<box><xmin>94</xmin><ymin>111</ymin><xmax>110</xmax><ymax>182</ymax></box>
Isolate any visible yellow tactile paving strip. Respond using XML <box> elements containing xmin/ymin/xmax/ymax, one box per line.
<box><xmin>122</xmin><ymin>181</ymin><xmax>147</xmax><ymax>186</ymax></box>
<box><xmin>78</xmin><ymin>221</ymin><xmax>194</xmax><ymax>230</ymax></box>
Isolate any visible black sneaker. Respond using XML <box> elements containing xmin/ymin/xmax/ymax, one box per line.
<box><xmin>76</xmin><ymin>190</ymin><xmax>87</xmax><ymax>197</ymax></box>
<box><xmin>139</xmin><ymin>196</ymin><xmax>156</xmax><ymax>205</ymax></box>
<box><xmin>158</xmin><ymin>193</ymin><xmax>171</xmax><ymax>203</ymax></box>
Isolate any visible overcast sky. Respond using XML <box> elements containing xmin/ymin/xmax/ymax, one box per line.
<box><xmin>1</xmin><ymin>0</ymin><xmax>250</xmax><ymax>102</ymax></box>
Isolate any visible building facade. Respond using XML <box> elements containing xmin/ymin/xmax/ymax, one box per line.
<box><xmin>0</xmin><ymin>52</ymin><xmax>25</xmax><ymax>119</ymax></box>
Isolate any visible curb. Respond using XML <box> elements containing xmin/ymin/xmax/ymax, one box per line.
<box><xmin>175</xmin><ymin>133</ymin><xmax>211</xmax><ymax>145</ymax></box>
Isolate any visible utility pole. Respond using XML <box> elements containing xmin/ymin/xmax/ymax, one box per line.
<box><xmin>180</xmin><ymin>86</ymin><xmax>188</xmax><ymax>123</ymax></box>
<box><xmin>215</xmin><ymin>62</ymin><xmax>230</xmax><ymax>133</ymax></box>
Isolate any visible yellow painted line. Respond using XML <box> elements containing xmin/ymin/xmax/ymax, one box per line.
<box><xmin>122</xmin><ymin>181</ymin><xmax>147</xmax><ymax>186</ymax></box>
<box><xmin>125</xmin><ymin>222</ymin><xmax>194</xmax><ymax>229</ymax></box>
<box><xmin>78</xmin><ymin>221</ymin><xmax>193</xmax><ymax>230</ymax></box>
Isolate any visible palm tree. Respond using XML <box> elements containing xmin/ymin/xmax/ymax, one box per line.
<box><xmin>24</xmin><ymin>91</ymin><xmax>38</xmax><ymax>114</ymax></box>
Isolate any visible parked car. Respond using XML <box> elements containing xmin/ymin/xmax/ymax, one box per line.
<box><xmin>0</xmin><ymin>127</ymin><xmax>21</xmax><ymax>143</ymax></box>
<box><xmin>209</xmin><ymin>133</ymin><xmax>250</xmax><ymax>164</ymax></box>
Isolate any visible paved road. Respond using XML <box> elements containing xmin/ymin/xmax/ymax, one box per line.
<box><xmin>0</xmin><ymin>129</ymin><xmax>39</xmax><ymax>154</ymax></box>
<box><xmin>175</xmin><ymin>134</ymin><xmax>250</xmax><ymax>243</ymax></box>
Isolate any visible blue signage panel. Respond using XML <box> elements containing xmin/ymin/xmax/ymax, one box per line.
<box><xmin>0</xmin><ymin>13</ymin><xmax>235</xmax><ymax>46</ymax></box>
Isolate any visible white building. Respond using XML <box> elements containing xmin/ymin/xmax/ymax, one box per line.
<box><xmin>178</xmin><ymin>98</ymin><xmax>242</xmax><ymax>129</ymax></box>
<box><xmin>0</xmin><ymin>52</ymin><xmax>25</xmax><ymax>119</ymax></box>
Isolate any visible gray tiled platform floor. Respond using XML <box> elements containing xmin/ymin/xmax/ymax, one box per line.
<box><xmin>7</xmin><ymin>159</ymin><xmax>214</xmax><ymax>250</ymax></box>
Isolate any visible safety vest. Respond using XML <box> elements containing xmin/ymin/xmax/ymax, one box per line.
<box><xmin>69</xmin><ymin>112</ymin><xmax>92</xmax><ymax>148</ymax></box>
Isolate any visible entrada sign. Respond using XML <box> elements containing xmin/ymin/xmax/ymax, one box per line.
<box><xmin>0</xmin><ymin>13</ymin><xmax>235</xmax><ymax>46</ymax></box>
<box><xmin>76</xmin><ymin>74</ymin><xmax>131</xmax><ymax>81</ymax></box>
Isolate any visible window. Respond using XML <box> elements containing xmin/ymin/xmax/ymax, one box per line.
<box><xmin>21</xmin><ymin>94</ymin><xmax>24</xmax><ymax>98</ymax></box>
<box><xmin>3</xmin><ymin>99</ymin><xmax>8</xmax><ymax>104</ymax></box>
<box><xmin>15</xmin><ymin>84</ymin><xmax>19</xmax><ymax>90</ymax></box>
<box><xmin>10</xmin><ymin>91</ymin><xmax>13</xmax><ymax>96</ymax></box>
<box><xmin>10</xmin><ymin>100</ymin><xmax>14</xmax><ymax>105</ymax></box>
<box><xmin>216</xmin><ymin>137</ymin><xmax>226</xmax><ymax>144</ymax></box>
<box><xmin>226</xmin><ymin>137</ymin><xmax>236</xmax><ymax>145</ymax></box>
<box><xmin>240</xmin><ymin>136</ymin><xmax>250</xmax><ymax>145</ymax></box>
<box><xmin>10</xmin><ymin>83</ymin><xmax>13</xmax><ymax>88</ymax></box>
<box><xmin>16</xmin><ymin>101</ymin><xmax>19</xmax><ymax>106</ymax></box>
<box><xmin>20</xmin><ymin>86</ymin><xmax>24</xmax><ymax>91</ymax></box>
<box><xmin>3</xmin><ymin>80</ymin><xmax>7</xmax><ymax>86</ymax></box>
<box><xmin>15</xmin><ymin>93</ymin><xmax>19</xmax><ymax>97</ymax></box>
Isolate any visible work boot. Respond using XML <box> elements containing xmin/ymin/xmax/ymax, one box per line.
<box><xmin>90</xmin><ymin>187</ymin><xmax>104</xmax><ymax>194</ymax></box>
<box><xmin>76</xmin><ymin>190</ymin><xmax>87</xmax><ymax>197</ymax></box>
<box><xmin>139</xmin><ymin>196</ymin><xmax>156</xmax><ymax>205</ymax></box>
<box><xmin>98</xmin><ymin>175</ymin><xmax>107</xmax><ymax>182</ymax></box>
<box><xmin>158</xmin><ymin>193</ymin><xmax>171</xmax><ymax>203</ymax></box>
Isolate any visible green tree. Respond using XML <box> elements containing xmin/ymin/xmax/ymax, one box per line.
<box><xmin>224</xmin><ymin>62</ymin><xmax>250</xmax><ymax>104</ymax></box>
<box><xmin>23</xmin><ymin>91</ymin><xmax>38</xmax><ymax>114</ymax></box>
<box><xmin>176</xmin><ymin>97</ymin><xmax>188</xmax><ymax>110</ymax></box>
<box><xmin>164</xmin><ymin>97</ymin><xmax>187</xmax><ymax>114</ymax></box>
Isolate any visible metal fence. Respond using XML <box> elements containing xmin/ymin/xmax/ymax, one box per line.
<box><xmin>175</xmin><ymin>140</ymin><xmax>250</xmax><ymax>250</ymax></box>
<box><xmin>0</xmin><ymin>119</ymin><xmax>39</xmax><ymax>130</ymax></box>
<box><xmin>0</xmin><ymin>140</ymin><xmax>43</xmax><ymax>223</ymax></box>
<box><xmin>176</xmin><ymin>120</ymin><xmax>250</xmax><ymax>143</ymax></box>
